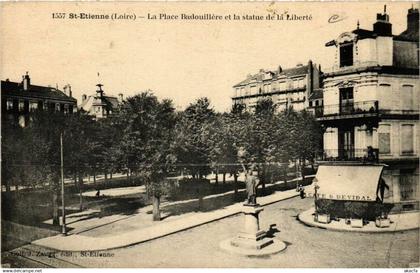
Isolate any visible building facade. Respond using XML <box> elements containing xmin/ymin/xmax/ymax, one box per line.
<box><xmin>79</xmin><ymin>83</ymin><xmax>123</xmax><ymax>119</ymax></box>
<box><xmin>1</xmin><ymin>73</ymin><xmax>77</xmax><ymax>127</ymax></box>
<box><xmin>232</xmin><ymin>60</ymin><xmax>321</xmax><ymax>112</ymax></box>
<box><xmin>317</xmin><ymin>7</ymin><xmax>419</xmax><ymax>212</ymax></box>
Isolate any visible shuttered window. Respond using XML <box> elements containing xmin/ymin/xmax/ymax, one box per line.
<box><xmin>378</xmin><ymin>125</ymin><xmax>391</xmax><ymax>154</ymax></box>
<box><xmin>401</xmin><ymin>124</ymin><xmax>414</xmax><ymax>155</ymax></box>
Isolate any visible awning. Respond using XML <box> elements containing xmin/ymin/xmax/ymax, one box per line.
<box><xmin>311</xmin><ymin>164</ymin><xmax>385</xmax><ymax>202</ymax></box>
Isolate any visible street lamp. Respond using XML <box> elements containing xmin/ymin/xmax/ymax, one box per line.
<box><xmin>313</xmin><ymin>177</ymin><xmax>320</xmax><ymax>221</ymax></box>
<box><xmin>60</xmin><ymin>132</ymin><xmax>67</xmax><ymax>236</ymax></box>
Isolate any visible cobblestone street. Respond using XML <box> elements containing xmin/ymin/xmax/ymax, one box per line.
<box><xmin>44</xmin><ymin>196</ymin><xmax>419</xmax><ymax>268</ymax></box>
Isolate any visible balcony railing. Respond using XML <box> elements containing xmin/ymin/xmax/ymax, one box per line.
<box><xmin>323</xmin><ymin>61</ymin><xmax>379</xmax><ymax>73</ymax></box>
<box><xmin>315</xmin><ymin>100</ymin><xmax>378</xmax><ymax>118</ymax></box>
<box><xmin>319</xmin><ymin>148</ymin><xmax>379</xmax><ymax>162</ymax></box>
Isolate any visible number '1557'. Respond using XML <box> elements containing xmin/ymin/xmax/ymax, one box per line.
<box><xmin>52</xmin><ymin>13</ymin><xmax>66</xmax><ymax>19</ymax></box>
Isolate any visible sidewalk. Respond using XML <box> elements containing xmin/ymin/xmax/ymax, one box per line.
<box><xmin>32</xmin><ymin>186</ymin><xmax>302</xmax><ymax>251</ymax></box>
<box><xmin>298</xmin><ymin>207</ymin><xmax>420</xmax><ymax>233</ymax></box>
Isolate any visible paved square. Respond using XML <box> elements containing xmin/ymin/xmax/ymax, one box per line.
<box><xmin>55</xmin><ymin>197</ymin><xmax>419</xmax><ymax>268</ymax></box>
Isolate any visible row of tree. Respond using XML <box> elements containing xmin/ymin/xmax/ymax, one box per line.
<box><xmin>2</xmin><ymin>92</ymin><xmax>322</xmax><ymax>222</ymax></box>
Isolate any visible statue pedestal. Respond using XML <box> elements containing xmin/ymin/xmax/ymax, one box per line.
<box><xmin>220</xmin><ymin>205</ymin><xmax>287</xmax><ymax>256</ymax></box>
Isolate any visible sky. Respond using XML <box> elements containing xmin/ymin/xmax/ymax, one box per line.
<box><xmin>0</xmin><ymin>2</ymin><xmax>415</xmax><ymax>112</ymax></box>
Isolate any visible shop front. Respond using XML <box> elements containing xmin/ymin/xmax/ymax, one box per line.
<box><xmin>307</xmin><ymin>163</ymin><xmax>393</xmax><ymax>225</ymax></box>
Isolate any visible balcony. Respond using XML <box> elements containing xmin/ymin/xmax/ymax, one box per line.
<box><xmin>315</xmin><ymin>100</ymin><xmax>379</xmax><ymax>121</ymax></box>
<box><xmin>323</xmin><ymin>61</ymin><xmax>379</xmax><ymax>74</ymax></box>
<box><xmin>319</xmin><ymin>148</ymin><xmax>379</xmax><ymax>163</ymax></box>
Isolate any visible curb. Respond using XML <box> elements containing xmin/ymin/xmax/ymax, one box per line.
<box><xmin>32</xmin><ymin>189</ymin><xmax>301</xmax><ymax>251</ymax></box>
<box><xmin>298</xmin><ymin>207</ymin><xmax>420</xmax><ymax>233</ymax></box>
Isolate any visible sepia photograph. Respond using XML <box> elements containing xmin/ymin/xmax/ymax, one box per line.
<box><xmin>0</xmin><ymin>1</ymin><xmax>419</xmax><ymax>270</ymax></box>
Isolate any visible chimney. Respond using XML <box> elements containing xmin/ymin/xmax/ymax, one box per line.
<box><xmin>64</xmin><ymin>84</ymin><xmax>72</xmax><ymax>97</ymax></box>
<box><xmin>82</xmin><ymin>94</ymin><xmax>87</xmax><ymax>102</ymax></box>
<box><xmin>118</xmin><ymin>93</ymin><xmax>124</xmax><ymax>103</ymax></box>
<box><xmin>278</xmin><ymin>65</ymin><xmax>283</xmax><ymax>73</ymax></box>
<box><xmin>407</xmin><ymin>7</ymin><xmax>419</xmax><ymax>33</ymax></box>
<box><xmin>307</xmin><ymin>60</ymin><xmax>313</xmax><ymax>94</ymax></box>
<box><xmin>23</xmin><ymin>72</ymin><xmax>30</xmax><ymax>91</ymax></box>
<box><xmin>373</xmin><ymin>5</ymin><xmax>392</xmax><ymax>36</ymax></box>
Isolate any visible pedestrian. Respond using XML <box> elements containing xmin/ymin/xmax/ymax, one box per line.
<box><xmin>298</xmin><ymin>184</ymin><xmax>306</xmax><ymax>199</ymax></box>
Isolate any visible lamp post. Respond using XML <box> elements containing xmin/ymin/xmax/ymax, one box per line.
<box><xmin>60</xmin><ymin>133</ymin><xmax>67</xmax><ymax>235</ymax></box>
<box><xmin>313</xmin><ymin>177</ymin><xmax>319</xmax><ymax>221</ymax></box>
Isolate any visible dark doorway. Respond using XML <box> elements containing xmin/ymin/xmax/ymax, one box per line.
<box><xmin>339</xmin><ymin>87</ymin><xmax>354</xmax><ymax>114</ymax></box>
<box><xmin>338</xmin><ymin>128</ymin><xmax>354</xmax><ymax>160</ymax></box>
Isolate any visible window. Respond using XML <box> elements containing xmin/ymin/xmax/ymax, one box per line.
<box><xmin>64</xmin><ymin>104</ymin><xmax>69</xmax><ymax>114</ymax></box>
<box><xmin>340</xmin><ymin>42</ymin><xmax>353</xmax><ymax>67</ymax></box>
<box><xmin>55</xmin><ymin>103</ymin><xmax>61</xmax><ymax>112</ymax></box>
<box><xmin>378</xmin><ymin>84</ymin><xmax>392</xmax><ymax>110</ymax></box>
<box><xmin>339</xmin><ymin>87</ymin><xmax>354</xmax><ymax>114</ymax></box>
<box><xmin>6</xmin><ymin>99</ymin><xmax>13</xmax><ymax>110</ymax></box>
<box><xmin>401</xmin><ymin>85</ymin><xmax>414</xmax><ymax>110</ymax></box>
<box><xmin>401</xmin><ymin>124</ymin><xmax>414</xmax><ymax>155</ymax></box>
<box><xmin>297</xmin><ymin>79</ymin><xmax>305</xmax><ymax>88</ymax></box>
<box><xmin>18</xmin><ymin>100</ymin><xmax>25</xmax><ymax>112</ymax></box>
<box><xmin>250</xmin><ymin>85</ymin><xmax>256</xmax><ymax>95</ymax></box>
<box><xmin>378</xmin><ymin>125</ymin><xmax>391</xmax><ymax>154</ymax></box>
<box><xmin>29</xmin><ymin>101</ymin><xmax>38</xmax><ymax>112</ymax></box>
<box><xmin>279</xmin><ymin>81</ymin><xmax>286</xmax><ymax>91</ymax></box>
<box><xmin>272</xmin><ymin>82</ymin><xmax>278</xmax><ymax>91</ymax></box>
<box><xmin>309</xmin><ymin>101</ymin><xmax>313</xmax><ymax>107</ymax></box>
<box><xmin>315</xmin><ymin>100</ymin><xmax>319</xmax><ymax>107</ymax></box>
<box><xmin>399</xmin><ymin>169</ymin><xmax>416</xmax><ymax>201</ymax></box>
<box><xmin>18</xmin><ymin>115</ymin><xmax>25</xmax><ymax>127</ymax></box>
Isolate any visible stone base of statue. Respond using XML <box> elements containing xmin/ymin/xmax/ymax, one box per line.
<box><xmin>220</xmin><ymin>204</ymin><xmax>286</xmax><ymax>256</ymax></box>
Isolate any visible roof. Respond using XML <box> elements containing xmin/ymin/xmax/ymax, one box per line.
<box><xmin>326</xmin><ymin>28</ymin><xmax>376</xmax><ymax>47</ymax></box>
<box><xmin>79</xmin><ymin>94</ymin><xmax>119</xmax><ymax>112</ymax></box>
<box><xmin>326</xmin><ymin>26</ymin><xmax>419</xmax><ymax>46</ymax></box>
<box><xmin>233</xmin><ymin>65</ymin><xmax>308</xmax><ymax>87</ymax></box>
<box><xmin>1</xmin><ymin>80</ymin><xmax>77</xmax><ymax>103</ymax></box>
<box><xmin>103</xmin><ymin>96</ymin><xmax>119</xmax><ymax>110</ymax></box>
<box><xmin>394</xmin><ymin>28</ymin><xmax>419</xmax><ymax>42</ymax></box>
<box><xmin>309</xmin><ymin>88</ymin><xmax>323</xmax><ymax>100</ymax></box>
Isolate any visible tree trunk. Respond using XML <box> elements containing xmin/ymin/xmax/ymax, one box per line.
<box><xmin>152</xmin><ymin>195</ymin><xmax>161</xmax><ymax>221</ymax></box>
<box><xmin>78</xmin><ymin>174</ymin><xmax>84</xmax><ymax>211</ymax></box>
<box><xmin>284</xmin><ymin>168</ymin><xmax>288</xmax><ymax>188</ymax></box>
<box><xmin>15</xmin><ymin>184</ymin><xmax>18</xmax><ymax>192</ymax></box>
<box><xmin>215</xmin><ymin>169</ymin><xmax>218</xmax><ymax>185</ymax></box>
<box><xmin>110</xmin><ymin>173</ymin><xmax>112</xmax><ymax>179</ymax></box>
<box><xmin>301</xmin><ymin>159</ymin><xmax>306</xmax><ymax>180</ymax></box>
<box><xmin>93</xmin><ymin>169</ymin><xmax>96</xmax><ymax>184</ymax></box>
<box><xmin>105</xmin><ymin>173</ymin><xmax>108</xmax><ymax>182</ymax></box>
<box><xmin>260</xmin><ymin>168</ymin><xmax>266</xmax><ymax>193</ymax></box>
<box><xmin>233</xmin><ymin>173</ymin><xmax>238</xmax><ymax>194</ymax></box>
<box><xmin>52</xmin><ymin>191</ymin><xmax>59</xmax><ymax>226</ymax></box>
<box><xmin>5</xmin><ymin>181</ymin><xmax>10</xmax><ymax>193</ymax></box>
<box><xmin>222</xmin><ymin>172</ymin><xmax>226</xmax><ymax>184</ymax></box>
